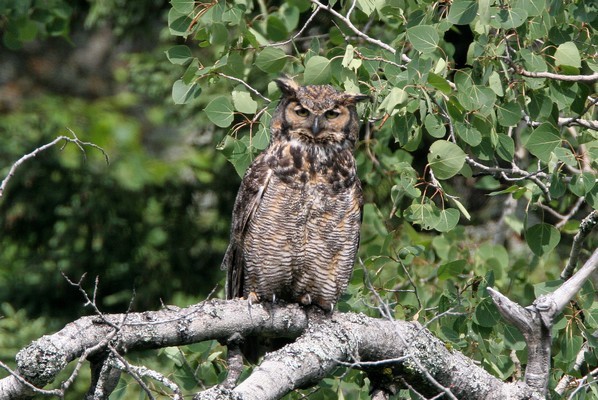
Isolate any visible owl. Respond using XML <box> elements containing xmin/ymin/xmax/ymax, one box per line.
<box><xmin>222</xmin><ymin>76</ymin><xmax>369</xmax><ymax>312</ymax></box>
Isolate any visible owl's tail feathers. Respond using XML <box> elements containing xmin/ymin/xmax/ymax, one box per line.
<box><xmin>222</xmin><ymin>242</ymin><xmax>244</xmax><ymax>300</ymax></box>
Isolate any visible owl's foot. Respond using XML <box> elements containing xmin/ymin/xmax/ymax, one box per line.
<box><xmin>299</xmin><ymin>293</ymin><xmax>312</xmax><ymax>306</ymax></box>
<box><xmin>247</xmin><ymin>291</ymin><xmax>259</xmax><ymax>306</ymax></box>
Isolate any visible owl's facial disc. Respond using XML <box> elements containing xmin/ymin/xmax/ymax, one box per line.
<box><xmin>288</xmin><ymin>102</ymin><xmax>348</xmax><ymax>140</ymax></box>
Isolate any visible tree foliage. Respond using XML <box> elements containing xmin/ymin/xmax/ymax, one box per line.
<box><xmin>163</xmin><ymin>0</ymin><xmax>597</xmax><ymax>398</ymax></box>
<box><xmin>0</xmin><ymin>0</ymin><xmax>597</xmax><ymax>398</ymax></box>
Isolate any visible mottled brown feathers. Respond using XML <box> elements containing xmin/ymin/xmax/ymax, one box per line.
<box><xmin>222</xmin><ymin>77</ymin><xmax>368</xmax><ymax>311</ymax></box>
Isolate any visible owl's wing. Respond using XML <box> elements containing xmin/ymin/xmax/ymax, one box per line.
<box><xmin>222</xmin><ymin>160</ymin><xmax>272</xmax><ymax>300</ymax></box>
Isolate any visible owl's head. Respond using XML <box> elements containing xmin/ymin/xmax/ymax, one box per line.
<box><xmin>271</xmin><ymin>76</ymin><xmax>369</xmax><ymax>146</ymax></box>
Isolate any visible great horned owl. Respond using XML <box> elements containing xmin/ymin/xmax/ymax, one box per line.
<box><xmin>222</xmin><ymin>76</ymin><xmax>369</xmax><ymax>311</ymax></box>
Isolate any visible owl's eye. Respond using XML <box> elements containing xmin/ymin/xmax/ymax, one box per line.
<box><xmin>294</xmin><ymin>107</ymin><xmax>310</xmax><ymax>117</ymax></box>
<box><xmin>324</xmin><ymin>109</ymin><xmax>340</xmax><ymax>119</ymax></box>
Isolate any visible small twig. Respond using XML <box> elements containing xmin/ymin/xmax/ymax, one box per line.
<box><xmin>310</xmin><ymin>0</ymin><xmax>411</xmax><ymax>62</ymax></box>
<box><xmin>62</xmin><ymin>273</ymin><xmax>120</xmax><ymax>330</ymax></box>
<box><xmin>0</xmin><ymin>133</ymin><xmax>109</xmax><ymax>199</ymax></box>
<box><xmin>0</xmin><ymin>361</ymin><xmax>63</xmax><ymax>397</ymax></box>
<box><xmin>215</xmin><ymin>73</ymin><xmax>271</xmax><ymax>103</ymax></box>
<box><xmin>107</xmin><ymin>345</ymin><xmax>160</xmax><ymax>400</ymax></box>
<box><xmin>360</xmin><ymin>260</ymin><xmax>459</xmax><ymax>400</ymax></box>
<box><xmin>269</xmin><ymin>5</ymin><xmax>323</xmax><ymax>48</ymax></box>
<box><xmin>561</xmin><ymin>210</ymin><xmax>598</xmax><ymax>280</ymax></box>
<box><xmin>513</xmin><ymin>65</ymin><xmax>598</xmax><ymax>83</ymax></box>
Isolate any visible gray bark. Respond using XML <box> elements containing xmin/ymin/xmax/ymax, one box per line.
<box><xmin>0</xmin><ymin>300</ymin><xmax>542</xmax><ymax>400</ymax></box>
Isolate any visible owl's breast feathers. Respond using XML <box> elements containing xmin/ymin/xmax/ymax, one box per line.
<box><xmin>222</xmin><ymin>138</ymin><xmax>362</xmax><ymax>310</ymax></box>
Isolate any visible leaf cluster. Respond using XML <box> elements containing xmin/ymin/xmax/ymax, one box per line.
<box><xmin>164</xmin><ymin>0</ymin><xmax>598</xmax><ymax>397</ymax></box>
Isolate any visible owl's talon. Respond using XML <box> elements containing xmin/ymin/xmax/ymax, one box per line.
<box><xmin>299</xmin><ymin>293</ymin><xmax>312</xmax><ymax>306</ymax></box>
<box><xmin>247</xmin><ymin>292</ymin><xmax>259</xmax><ymax>306</ymax></box>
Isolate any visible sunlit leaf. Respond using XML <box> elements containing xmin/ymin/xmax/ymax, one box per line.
<box><xmin>435</xmin><ymin>208</ymin><xmax>460</xmax><ymax>232</ymax></box>
<box><xmin>165</xmin><ymin>45</ymin><xmax>192</xmax><ymax>65</ymax></box>
<box><xmin>554</xmin><ymin>41</ymin><xmax>581</xmax><ymax>68</ymax></box>
<box><xmin>171</xmin><ymin>79</ymin><xmax>201</xmax><ymax>104</ymax></box>
<box><xmin>524</xmin><ymin>123</ymin><xmax>561</xmax><ymax>162</ymax></box>
<box><xmin>447</xmin><ymin>0</ymin><xmax>478</xmax><ymax>24</ymax></box>
<box><xmin>204</xmin><ymin>96</ymin><xmax>234</xmax><ymax>127</ymax></box>
<box><xmin>232</xmin><ymin>90</ymin><xmax>258</xmax><ymax>114</ymax></box>
<box><xmin>255</xmin><ymin>47</ymin><xmax>287</xmax><ymax>73</ymax></box>
<box><xmin>427</xmin><ymin>140</ymin><xmax>466</xmax><ymax>180</ymax></box>
<box><xmin>407</xmin><ymin>25</ymin><xmax>439</xmax><ymax>54</ymax></box>
<box><xmin>303</xmin><ymin>56</ymin><xmax>331</xmax><ymax>84</ymax></box>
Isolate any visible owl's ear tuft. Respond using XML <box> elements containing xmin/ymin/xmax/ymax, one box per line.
<box><xmin>343</xmin><ymin>93</ymin><xmax>371</xmax><ymax>105</ymax></box>
<box><xmin>275</xmin><ymin>75</ymin><xmax>300</xmax><ymax>97</ymax></box>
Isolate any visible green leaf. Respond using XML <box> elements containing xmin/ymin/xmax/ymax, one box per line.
<box><xmin>526</xmin><ymin>223</ymin><xmax>561</xmax><ymax>256</ymax></box>
<box><xmin>209</xmin><ymin>23</ymin><xmax>228</xmax><ymax>46</ymax></box>
<box><xmin>514</xmin><ymin>0</ymin><xmax>546</xmax><ymax>17</ymax></box>
<box><xmin>168</xmin><ymin>8</ymin><xmax>192</xmax><ymax>37</ymax></box>
<box><xmin>496</xmin><ymin>102</ymin><xmax>521</xmax><ymax>127</ymax></box>
<box><xmin>407</xmin><ymin>25</ymin><xmax>439</xmax><ymax>54</ymax></box>
<box><xmin>266</xmin><ymin>15</ymin><xmax>288</xmax><ymax>41</ymax></box>
<box><xmin>171</xmin><ymin>79</ymin><xmax>201</xmax><ymax>104</ymax></box>
<box><xmin>553</xmin><ymin>147</ymin><xmax>577</xmax><ymax>167</ymax></box>
<box><xmin>379</xmin><ymin>87</ymin><xmax>408</xmax><ymax>114</ymax></box>
<box><xmin>458</xmin><ymin>85</ymin><xmax>495</xmax><ymax>112</ymax></box>
<box><xmin>165</xmin><ymin>45</ymin><xmax>192</xmax><ymax>65</ymax></box>
<box><xmin>232</xmin><ymin>90</ymin><xmax>258</xmax><ymax>114</ymax></box>
<box><xmin>497</xmin><ymin>7</ymin><xmax>528</xmax><ymax>29</ymax></box>
<box><xmin>496</xmin><ymin>133</ymin><xmax>515</xmax><ymax>162</ymax></box>
<box><xmin>474</xmin><ymin>299</ymin><xmax>501</xmax><ymax>328</ymax></box>
<box><xmin>524</xmin><ymin>123</ymin><xmax>561</xmax><ymax>162</ymax></box>
<box><xmin>424</xmin><ymin>114</ymin><xmax>446</xmax><ymax>138</ymax></box>
<box><xmin>303</xmin><ymin>56</ymin><xmax>332</xmax><ymax>84</ymax></box>
<box><xmin>427</xmin><ymin>140</ymin><xmax>466</xmax><ymax>180</ymax></box>
<box><xmin>204</xmin><ymin>96</ymin><xmax>235</xmax><ymax>128</ymax></box>
<box><xmin>554</xmin><ymin>41</ymin><xmax>581</xmax><ymax>69</ymax></box>
<box><xmin>456</xmin><ymin>123</ymin><xmax>482</xmax><ymax>147</ymax></box>
<box><xmin>170</xmin><ymin>0</ymin><xmax>195</xmax><ymax>13</ymax></box>
<box><xmin>569</xmin><ymin>172</ymin><xmax>596</xmax><ymax>196</ymax></box>
<box><xmin>255</xmin><ymin>47</ymin><xmax>287</xmax><ymax>73</ymax></box>
<box><xmin>404</xmin><ymin>203</ymin><xmax>440</xmax><ymax>230</ymax></box>
<box><xmin>217</xmin><ymin>135</ymin><xmax>253</xmax><ymax>176</ymax></box>
<box><xmin>447</xmin><ymin>0</ymin><xmax>478</xmax><ymax>24</ymax></box>
<box><xmin>427</xmin><ymin>73</ymin><xmax>452</xmax><ymax>94</ymax></box>
<box><xmin>437</xmin><ymin>259</ymin><xmax>467</xmax><ymax>280</ymax></box>
<box><xmin>435</xmin><ymin>208</ymin><xmax>460</xmax><ymax>232</ymax></box>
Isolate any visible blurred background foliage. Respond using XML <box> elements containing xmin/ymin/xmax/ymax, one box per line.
<box><xmin>0</xmin><ymin>0</ymin><xmax>238</xmax><ymax>378</ymax></box>
<box><xmin>1</xmin><ymin>0</ymin><xmax>597</xmax><ymax>399</ymax></box>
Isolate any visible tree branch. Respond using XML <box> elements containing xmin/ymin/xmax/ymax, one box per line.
<box><xmin>561</xmin><ymin>210</ymin><xmax>598</xmax><ymax>280</ymax></box>
<box><xmin>0</xmin><ymin>132</ymin><xmax>109</xmax><ymax>199</ymax></box>
<box><xmin>488</xmin><ymin>248</ymin><xmax>598</xmax><ymax>395</ymax></box>
<box><xmin>0</xmin><ymin>299</ymin><xmax>543</xmax><ymax>400</ymax></box>
<box><xmin>513</xmin><ymin>65</ymin><xmax>598</xmax><ymax>83</ymax></box>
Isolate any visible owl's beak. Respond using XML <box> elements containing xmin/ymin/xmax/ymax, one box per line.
<box><xmin>311</xmin><ymin>117</ymin><xmax>321</xmax><ymax>135</ymax></box>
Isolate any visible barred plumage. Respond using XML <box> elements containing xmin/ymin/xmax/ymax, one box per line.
<box><xmin>222</xmin><ymin>76</ymin><xmax>368</xmax><ymax>311</ymax></box>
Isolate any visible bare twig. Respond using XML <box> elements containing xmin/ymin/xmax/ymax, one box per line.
<box><xmin>561</xmin><ymin>210</ymin><xmax>598</xmax><ymax>279</ymax></box>
<box><xmin>108</xmin><ymin>348</ymin><xmax>183</xmax><ymax>400</ymax></box>
<box><xmin>0</xmin><ymin>133</ymin><xmax>109</xmax><ymax>199</ymax></box>
<box><xmin>309</xmin><ymin>0</ymin><xmax>411</xmax><ymax>63</ymax></box>
<box><xmin>215</xmin><ymin>73</ymin><xmax>271</xmax><ymax>103</ymax></box>
<box><xmin>513</xmin><ymin>65</ymin><xmax>598</xmax><ymax>83</ymax></box>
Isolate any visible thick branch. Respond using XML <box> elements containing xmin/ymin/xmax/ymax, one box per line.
<box><xmin>0</xmin><ymin>301</ymin><xmax>307</xmax><ymax>399</ymax></box>
<box><xmin>487</xmin><ymin>288</ymin><xmax>551</xmax><ymax>394</ymax></box>
<box><xmin>488</xmin><ymin>249</ymin><xmax>598</xmax><ymax>395</ymax></box>
<box><xmin>1</xmin><ymin>300</ymin><xmax>542</xmax><ymax>400</ymax></box>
